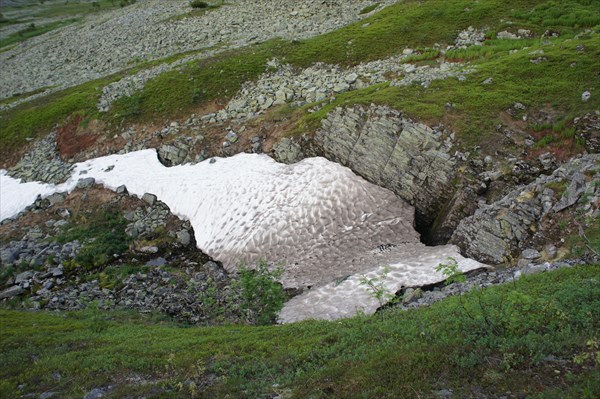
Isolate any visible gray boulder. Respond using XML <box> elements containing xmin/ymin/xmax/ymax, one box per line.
<box><xmin>0</xmin><ymin>286</ymin><xmax>25</xmax><ymax>300</ymax></box>
<box><xmin>142</xmin><ymin>193</ymin><xmax>157</xmax><ymax>206</ymax></box>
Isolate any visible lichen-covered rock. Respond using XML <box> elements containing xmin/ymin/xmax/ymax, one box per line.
<box><xmin>0</xmin><ymin>285</ymin><xmax>25</xmax><ymax>299</ymax></box>
<box><xmin>272</xmin><ymin>138</ymin><xmax>304</xmax><ymax>164</ymax></box>
<box><xmin>451</xmin><ymin>154</ymin><xmax>600</xmax><ymax>264</ymax></box>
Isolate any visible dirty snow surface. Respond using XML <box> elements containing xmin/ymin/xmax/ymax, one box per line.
<box><xmin>0</xmin><ymin>150</ymin><xmax>486</xmax><ymax>322</ymax></box>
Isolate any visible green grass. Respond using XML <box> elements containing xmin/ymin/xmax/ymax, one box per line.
<box><xmin>0</xmin><ymin>19</ymin><xmax>78</xmax><ymax>49</ymax></box>
<box><xmin>296</xmin><ymin>33</ymin><xmax>600</xmax><ymax>147</ymax></box>
<box><xmin>359</xmin><ymin>3</ymin><xmax>380</xmax><ymax>15</ymax></box>
<box><xmin>109</xmin><ymin>0</ymin><xmax>600</xmax><ymax>128</ymax></box>
<box><xmin>1</xmin><ymin>0</ymin><xmax>136</xmax><ymax>20</ymax></box>
<box><xmin>109</xmin><ymin>40</ymin><xmax>284</xmax><ymax>122</ymax></box>
<box><xmin>0</xmin><ymin>265</ymin><xmax>598</xmax><ymax>398</ymax></box>
<box><xmin>55</xmin><ymin>208</ymin><xmax>131</xmax><ymax>271</ymax></box>
<box><xmin>513</xmin><ymin>0</ymin><xmax>600</xmax><ymax>28</ymax></box>
<box><xmin>0</xmin><ymin>86</ymin><xmax>53</xmax><ymax>106</ymax></box>
<box><xmin>0</xmin><ymin>76</ymin><xmax>112</xmax><ymax>152</ymax></box>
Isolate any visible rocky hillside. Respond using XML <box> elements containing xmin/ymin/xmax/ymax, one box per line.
<box><xmin>0</xmin><ymin>0</ymin><xmax>599</xmax><ymax>397</ymax></box>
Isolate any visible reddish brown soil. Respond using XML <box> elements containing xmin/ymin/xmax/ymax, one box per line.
<box><xmin>56</xmin><ymin>115</ymin><xmax>99</xmax><ymax>160</ymax></box>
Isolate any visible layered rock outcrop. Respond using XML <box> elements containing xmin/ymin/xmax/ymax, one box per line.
<box><xmin>451</xmin><ymin>154</ymin><xmax>600</xmax><ymax>264</ymax></box>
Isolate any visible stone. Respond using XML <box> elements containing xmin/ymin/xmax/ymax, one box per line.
<box><xmin>451</xmin><ymin>154</ymin><xmax>599</xmax><ymax>264</ymax></box>
<box><xmin>544</xmin><ymin>244</ymin><xmax>557</xmax><ymax>260</ymax></box>
<box><xmin>273</xmin><ymin>138</ymin><xmax>304</xmax><ymax>164</ymax></box>
<box><xmin>50</xmin><ymin>268</ymin><xmax>63</xmax><ymax>277</ymax></box>
<box><xmin>553</xmin><ymin>172</ymin><xmax>586</xmax><ymax>212</ymax></box>
<box><xmin>0</xmin><ymin>248</ymin><xmax>19</xmax><ymax>265</ymax></box>
<box><xmin>142</xmin><ymin>193</ymin><xmax>157</xmax><ymax>206</ymax></box>
<box><xmin>176</xmin><ymin>230</ymin><xmax>192</xmax><ymax>246</ymax></box>
<box><xmin>145</xmin><ymin>257</ymin><xmax>167</xmax><ymax>267</ymax></box>
<box><xmin>15</xmin><ymin>270</ymin><xmax>34</xmax><ymax>284</ymax></box>
<box><xmin>225</xmin><ymin>131</ymin><xmax>239</xmax><ymax>143</ymax></box>
<box><xmin>46</xmin><ymin>193</ymin><xmax>66</xmax><ymax>205</ymax></box>
<box><xmin>116</xmin><ymin>185</ymin><xmax>128</xmax><ymax>194</ymax></box>
<box><xmin>497</xmin><ymin>31</ymin><xmax>518</xmax><ymax>39</ymax></box>
<box><xmin>581</xmin><ymin>91</ymin><xmax>591</xmax><ymax>102</ymax></box>
<box><xmin>158</xmin><ymin>144</ymin><xmax>189</xmax><ymax>167</ymax></box>
<box><xmin>39</xmin><ymin>392</ymin><xmax>57</xmax><ymax>399</ymax></box>
<box><xmin>521</xmin><ymin>248</ymin><xmax>541</xmax><ymax>260</ymax></box>
<box><xmin>83</xmin><ymin>388</ymin><xmax>107</xmax><ymax>399</ymax></box>
<box><xmin>435</xmin><ymin>389</ymin><xmax>453</xmax><ymax>398</ymax></box>
<box><xmin>402</xmin><ymin>287</ymin><xmax>423</xmax><ymax>304</ymax></box>
<box><xmin>76</xmin><ymin>177</ymin><xmax>96</xmax><ymax>189</ymax></box>
<box><xmin>138</xmin><ymin>246</ymin><xmax>159</xmax><ymax>254</ymax></box>
<box><xmin>0</xmin><ymin>285</ymin><xmax>25</xmax><ymax>299</ymax></box>
<box><xmin>519</xmin><ymin>262</ymin><xmax>550</xmax><ymax>276</ymax></box>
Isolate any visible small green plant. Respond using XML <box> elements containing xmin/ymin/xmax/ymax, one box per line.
<box><xmin>435</xmin><ymin>257</ymin><xmax>466</xmax><ymax>285</ymax></box>
<box><xmin>238</xmin><ymin>261</ymin><xmax>285</xmax><ymax>325</ymax></box>
<box><xmin>359</xmin><ymin>266</ymin><xmax>394</xmax><ymax>309</ymax></box>
<box><xmin>545</xmin><ymin>180</ymin><xmax>568</xmax><ymax>196</ymax></box>
<box><xmin>534</xmin><ymin>133</ymin><xmax>555</xmax><ymax>148</ymax></box>
<box><xmin>88</xmin><ymin>301</ymin><xmax>109</xmax><ymax>333</ymax></box>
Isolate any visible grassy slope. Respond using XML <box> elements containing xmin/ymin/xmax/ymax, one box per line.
<box><xmin>1</xmin><ymin>265</ymin><xmax>599</xmax><ymax>398</ymax></box>
<box><xmin>298</xmin><ymin>33</ymin><xmax>600</xmax><ymax>147</ymax></box>
<box><xmin>2</xmin><ymin>0</ymin><xmax>599</xmax><ymax>155</ymax></box>
<box><xmin>0</xmin><ymin>18</ymin><xmax>78</xmax><ymax>49</ymax></box>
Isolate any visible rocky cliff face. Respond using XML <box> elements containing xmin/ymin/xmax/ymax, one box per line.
<box><xmin>295</xmin><ymin>105</ymin><xmax>460</xmax><ymax>243</ymax></box>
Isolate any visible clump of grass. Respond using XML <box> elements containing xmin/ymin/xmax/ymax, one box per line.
<box><xmin>513</xmin><ymin>0</ymin><xmax>600</xmax><ymax>28</ymax></box>
<box><xmin>534</xmin><ymin>133</ymin><xmax>555</xmax><ymax>148</ymax></box>
<box><xmin>403</xmin><ymin>48</ymin><xmax>441</xmax><ymax>63</ymax></box>
<box><xmin>359</xmin><ymin>3</ymin><xmax>380</xmax><ymax>15</ymax></box>
<box><xmin>189</xmin><ymin>0</ymin><xmax>209</xmax><ymax>8</ymax></box>
<box><xmin>98</xmin><ymin>264</ymin><xmax>150</xmax><ymax>290</ymax></box>
<box><xmin>545</xmin><ymin>180</ymin><xmax>568</xmax><ymax>196</ymax></box>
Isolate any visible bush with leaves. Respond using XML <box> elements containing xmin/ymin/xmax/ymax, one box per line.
<box><xmin>237</xmin><ymin>260</ymin><xmax>285</xmax><ymax>326</ymax></box>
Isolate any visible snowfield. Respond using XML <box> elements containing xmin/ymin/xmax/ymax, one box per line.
<box><xmin>0</xmin><ymin>150</ymin><xmax>486</xmax><ymax>321</ymax></box>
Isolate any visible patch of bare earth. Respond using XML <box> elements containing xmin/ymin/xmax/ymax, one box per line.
<box><xmin>56</xmin><ymin>115</ymin><xmax>100</xmax><ymax>161</ymax></box>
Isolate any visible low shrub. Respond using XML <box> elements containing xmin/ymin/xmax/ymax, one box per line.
<box><xmin>190</xmin><ymin>0</ymin><xmax>209</xmax><ymax>8</ymax></box>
